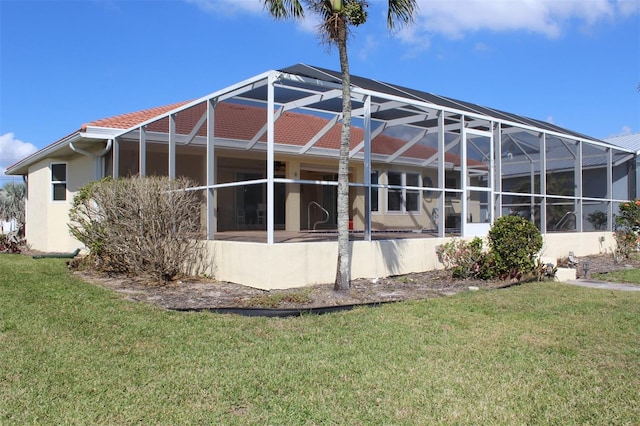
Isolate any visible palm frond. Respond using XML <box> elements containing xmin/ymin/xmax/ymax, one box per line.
<box><xmin>263</xmin><ymin>0</ymin><xmax>305</xmax><ymax>19</ymax></box>
<box><xmin>387</xmin><ymin>0</ymin><xmax>418</xmax><ymax>31</ymax></box>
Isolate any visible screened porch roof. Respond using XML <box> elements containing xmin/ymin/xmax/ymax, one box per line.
<box><xmin>7</xmin><ymin>63</ymin><xmax>631</xmax><ymax>176</ymax></box>
<box><xmin>109</xmin><ymin>63</ymin><xmax>623</xmax><ymax>159</ymax></box>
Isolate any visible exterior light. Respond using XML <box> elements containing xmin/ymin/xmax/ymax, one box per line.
<box><xmin>582</xmin><ymin>260</ymin><xmax>591</xmax><ymax>279</ymax></box>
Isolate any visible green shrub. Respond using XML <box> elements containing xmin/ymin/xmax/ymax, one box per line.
<box><xmin>487</xmin><ymin>215</ymin><xmax>543</xmax><ymax>280</ymax></box>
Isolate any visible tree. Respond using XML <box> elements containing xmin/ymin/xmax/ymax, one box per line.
<box><xmin>263</xmin><ymin>0</ymin><xmax>418</xmax><ymax>291</ymax></box>
<box><xmin>0</xmin><ymin>182</ymin><xmax>26</xmax><ymax>236</ymax></box>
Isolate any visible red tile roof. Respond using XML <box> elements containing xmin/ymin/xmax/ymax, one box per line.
<box><xmin>80</xmin><ymin>100</ymin><xmax>469</xmax><ymax>165</ymax></box>
<box><xmin>9</xmin><ymin>94</ymin><xmax>484</xmax><ymax>175</ymax></box>
<box><xmin>81</xmin><ymin>100</ymin><xmax>192</xmax><ymax>131</ymax></box>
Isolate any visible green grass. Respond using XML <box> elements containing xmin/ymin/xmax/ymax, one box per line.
<box><xmin>2</xmin><ymin>253</ymin><xmax>640</xmax><ymax>424</ymax></box>
<box><xmin>594</xmin><ymin>268</ymin><xmax>640</xmax><ymax>285</ymax></box>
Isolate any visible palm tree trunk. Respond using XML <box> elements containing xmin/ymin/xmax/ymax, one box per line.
<box><xmin>334</xmin><ymin>18</ymin><xmax>351</xmax><ymax>292</ymax></box>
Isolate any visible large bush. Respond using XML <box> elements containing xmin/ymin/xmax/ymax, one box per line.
<box><xmin>487</xmin><ymin>215</ymin><xmax>543</xmax><ymax>279</ymax></box>
<box><xmin>437</xmin><ymin>216</ymin><xmax>544</xmax><ymax>282</ymax></box>
<box><xmin>69</xmin><ymin>176</ymin><xmax>205</xmax><ymax>282</ymax></box>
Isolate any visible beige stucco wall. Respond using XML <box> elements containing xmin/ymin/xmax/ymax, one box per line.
<box><xmin>26</xmin><ymin>155</ymin><xmax>93</xmax><ymax>253</ymax></box>
<box><xmin>25</xmin><ymin>161</ymin><xmax>49</xmax><ymax>251</ymax></box>
<box><xmin>540</xmin><ymin>232</ymin><xmax>614</xmax><ymax>259</ymax></box>
<box><xmin>202</xmin><ymin>238</ymin><xmax>448</xmax><ymax>290</ymax></box>
<box><xmin>203</xmin><ymin>231</ymin><xmax>613</xmax><ymax>290</ymax></box>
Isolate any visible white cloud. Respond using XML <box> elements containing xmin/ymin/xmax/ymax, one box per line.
<box><xmin>546</xmin><ymin>116</ymin><xmax>555</xmax><ymax>125</ymax></box>
<box><xmin>0</xmin><ymin>133</ymin><xmax>38</xmax><ymax>176</ymax></box>
<box><xmin>357</xmin><ymin>35</ymin><xmax>380</xmax><ymax>61</ymax></box>
<box><xmin>607</xmin><ymin>125</ymin><xmax>633</xmax><ymax>138</ymax></box>
<box><xmin>185</xmin><ymin>0</ymin><xmax>320</xmax><ymax>32</ymax></box>
<box><xmin>186</xmin><ymin>0</ymin><xmax>638</xmax><ymax>50</ymax></box>
<box><xmin>617</xmin><ymin>0</ymin><xmax>640</xmax><ymax>16</ymax></box>
<box><xmin>397</xmin><ymin>0</ymin><xmax>637</xmax><ymax>45</ymax></box>
<box><xmin>184</xmin><ymin>0</ymin><xmax>264</xmax><ymax>16</ymax></box>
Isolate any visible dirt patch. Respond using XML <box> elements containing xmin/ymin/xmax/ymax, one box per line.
<box><xmin>72</xmin><ymin>253</ymin><xmax>640</xmax><ymax>311</ymax></box>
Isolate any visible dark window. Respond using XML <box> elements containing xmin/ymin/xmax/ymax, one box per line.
<box><xmin>51</xmin><ymin>163</ymin><xmax>67</xmax><ymax>201</ymax></box>
<box><xmin>406</xmin><ymin>173</ymin><xmax>420</xmax><ymax>212</ymax></box>
<box><xmin>387</xmin><ymin>171</ymin><xmax>421</xmax><ymax>213</ymax></box>
<box><xmin>51</xmin><ymin>163</ymin><xmax>66</xmax><ymax>182</ymax></box>
<box><xmin>387</xmin><ymin>171</ymin><xmax>402</xmax><ymax>212</ymax></box>
<box><xmin>371</xmin><ymin>171</ymin><xmax>379</xmax><ymax>212</ymax></box>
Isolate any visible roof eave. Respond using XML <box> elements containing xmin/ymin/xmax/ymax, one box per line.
<box><xmin>5</xmin><ymin>126</ymin><xmax>122</xmax><ymax>176</ymax></box>
<box><xmin>80</xmin><ymin>126</ymin><xmax>124</xmax><ymax>140</ymax></box>
<box><xmin>5</xmin><ymin>132</ymin><xmax>83</xmax><ymax>176</ymax></box>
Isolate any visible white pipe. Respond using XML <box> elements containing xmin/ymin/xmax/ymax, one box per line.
<box><xmin>69</xmin><ymin>139</ymin><xmax>113</xmax><ymax>180</ymax></box>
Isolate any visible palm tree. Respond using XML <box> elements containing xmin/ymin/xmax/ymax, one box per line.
<box><xmin>263</xmin><ymin>0</ymin><xmax>418</xmax><ymax>291</ymax></box>
<box><xmin>0</xmin><ymin>182</ymin><xmax>26</xmax><ymax>236</ymax></box>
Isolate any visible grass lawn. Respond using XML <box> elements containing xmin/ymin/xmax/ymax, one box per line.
<box><xmin>594</xmin><ymin>268</ymin><xmax>640</xmax><ymax>285</ymax></box>
<box><xmin>1</xmin><ymin>254</ymin><xmax>639</xmax><ymax>424</ymax></box>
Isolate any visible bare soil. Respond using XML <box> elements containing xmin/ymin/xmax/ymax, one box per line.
<box><xmin>70</xmin><ymin>253</ymin><xmax>640</xmax><ymax>311</ymax></box>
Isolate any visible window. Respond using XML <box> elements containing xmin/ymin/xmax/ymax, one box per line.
<box><xmin>51</xmin><ymin>162</ymin><xmax>67</xmax><ymax>201</ymax></box>
<box><xmin>387</xmin><ymin>171</ymin><xmax>403</xmax><ymax>212</ymax></box>
<box><xmin>387</xmin><ymin>171</ymin><xmax>421</xmax><ymax>213</ymax></box>
<box><xmin>371</xmin><ymin>171</ymin><xmax>379</xmax><ymax>212</ymax></box>
<box><xmin>405</xmin><ymin>173</ymin><xmax>420</xmax><ymax>212</ymax></box>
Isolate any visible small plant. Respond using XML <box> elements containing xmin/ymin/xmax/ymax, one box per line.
<box><xmin>534</xmin><ymin>260</ymin><xmax>557</xmax><ymax>282</ymax></box>
<box><xmin>436</xmin><ymin>237</ymin><xmax>487</xmax><ymax>279</ymax></box>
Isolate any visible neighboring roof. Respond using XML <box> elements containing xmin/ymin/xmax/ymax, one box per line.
<box><xmin>605</xmin><ymin>133</ymin><xmax>640</xmax><ymax>153</ymax></box>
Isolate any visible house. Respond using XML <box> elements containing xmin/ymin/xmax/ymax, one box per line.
<box><xmin>6</xmin><ymin>64</ymin><xmax>635</xmax><ymax>288</ymax></box>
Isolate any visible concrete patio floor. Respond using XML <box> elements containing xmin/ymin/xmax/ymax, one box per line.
<box><xmin>564</xmin><ymin>279</ymin><xmax>640</xmax><ymax>291</ymax></box>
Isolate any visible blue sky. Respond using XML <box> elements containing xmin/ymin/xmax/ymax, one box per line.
<box><xmin>1</xmin><ymin>0</ymin><xmax>639</xmax><ymax>181</ymax></box>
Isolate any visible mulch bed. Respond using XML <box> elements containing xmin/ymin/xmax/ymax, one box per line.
<box><xmin>70</xmin><ymin>252</ymin><xmax>640</xmax><ymax>311</ymax></box>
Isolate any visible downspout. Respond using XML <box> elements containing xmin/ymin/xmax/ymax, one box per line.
<box><xmin>69</xmin><ymin>139</ymin><xmax>113</xmax><ymax>180</ymax></box>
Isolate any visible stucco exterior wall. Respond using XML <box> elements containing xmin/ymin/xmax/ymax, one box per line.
<box><xmin>540</xmin><ymin>232</ymin><xmax>614</xmax><ymax>259</ymax></box>
<box><xmin>202</xmin><ymin>231</ymin><xmax>611</xmax><ymax>290</ymax></box>
<box><xmin>26</xmin><ymin>155</ymin><xmax>93</xmax><ymax>252</ymax></box>
<box><xmin>25</xmin><ymin>162</ymin><xmax>49</xmax><ymax>251</ymax></box>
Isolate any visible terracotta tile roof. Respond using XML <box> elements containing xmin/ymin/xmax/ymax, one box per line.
<box><xmin>80</xmin><ymin>100</ymin><xmax>468</xmax><ymax>165</ymax></box>
<box><xmin>81</xmin><ymin>100</ymin><xmax>192</xmax><ymax>131</ymax></box>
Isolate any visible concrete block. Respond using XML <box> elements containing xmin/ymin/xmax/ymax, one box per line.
<box><xmin>555</xmin><ymin>267</ymin><xmax>577</xmax><ymax>282</ymax></box>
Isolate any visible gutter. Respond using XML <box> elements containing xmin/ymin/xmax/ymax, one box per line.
<box><xmin>69</xmin><ymin>139</ymin><xmax>113</xmax><ymax>180</ymax></box>
<box><xmin>5</xmin><ymin>127</ymin><xmax>119</xmax><ymax>177</ymax></box>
